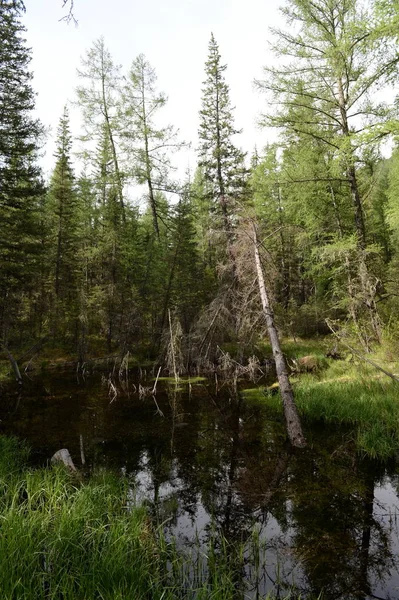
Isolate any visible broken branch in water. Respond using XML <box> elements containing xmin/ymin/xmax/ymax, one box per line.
<box><xmin>152</xmin><ymin>366</ymin><xmax>162</xmax><ymax>394</ymax></box>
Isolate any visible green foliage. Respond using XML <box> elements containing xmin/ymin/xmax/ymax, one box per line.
<box><xmin>386</xmin><ymin>148</ymin><xmax>399</xmax><ymax>237</ymax></box>
<box><xmin>45</xmin><ymin>107</ymin><xmax>82</xmax><ymax>335</ymax></box>
<box><xmin>198</xmin><ymin>33</ymin><xmax>247</xmax><ymax>261</ymax></box>
<box><xmin>254</xmin><ymin>0</ymin><xmax>399</xmax><ymax>342</ymax></box>
<box><xmin>168</xmin><ymin>191</ymin><xmax>211</xmax><ymax>331</ymax></box>
<box><xmin>120</xmin><ymin>54</ymin><xmax>183</xmax><ymax>238</ymax></box>
<box><xmin>244</xmin><ymin>350</ymin><xmax>399</xmax><ymax>459</ymax></box>
<box><xmin>3</xmin><ymin>6</ymin><xmax>399</xmax><ymax>365</ymax></box>
<box><xmin>0</xmin><ymin>0</ymin><xmax>44</xmax><ymax>341</ymax></box>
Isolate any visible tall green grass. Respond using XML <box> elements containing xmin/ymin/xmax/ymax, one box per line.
<box><xmin>0</xmin><ymin>438</ymin><xmax>165</xmax><ymax>600</ymax></box>
<box><xmin>244</xmin><ymin>357</ymin><xmax>399</xmax><ymax>459</ymax></box>
<box><xmin>0</xmin><ymin>436</ymin><xmax>311</xmax><ymax>600</ymax></box>
<box><xmin>296</xmin><ymin>376</ymin><xmax>399</xmax><ymax>459</ymax></box>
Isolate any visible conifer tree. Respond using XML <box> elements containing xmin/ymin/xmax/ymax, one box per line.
<box><xmin>190</xmin><ymin>165</ymin><xmax>218</xmax><ymax>278</ymax></box>
<box><xmin>257</xmin><ymin>0</ymin><xmax>399</xmax><ymax>343</ymax></box>
<box><xmin>198</xmin><ymin>34</ymin><xmax>246</xmax><ymax>244</ymax></box>
<box><xmin>120</xmin><ymin>54</ymin><xmax>183</xmax><ymax>239</ymax></box>
<box><xmin>48</xmin><ymin>107</ymin><xmax>79</xmax><ymax>306</ymax></box>
<box><xmin>91</xmin><ymin>124</ymin><xmax>127</xmax><ymax>351</ymax></box>
<box><xmin>87</xmin><ymin>123</ymin><xmax>140</xmax><ymax>352</ymax></box>
<box><xmin>76</xmin><ymin>38</ymin><xmax>125</xmax><ymax>218</ymax></box>
<box><xmin>0</xmin><ymin>0</ymin><xmax>44</xmax><ymax>342</ymax></box>
<box><xmin>161</xmin><ymin>188</ymin><xmax>207</xmax><ymax>336</ymax></box>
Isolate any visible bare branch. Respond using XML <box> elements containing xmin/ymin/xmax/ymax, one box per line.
<box><xmin>60</xmin><ymin>0</ymin><xmax>77</xmax><ymax>25</ymax></box>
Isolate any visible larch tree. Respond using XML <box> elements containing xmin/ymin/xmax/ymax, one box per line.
<box><xmin>0</xmin><ymin>0</ymin><xmax>44</xmax><ymax>346</ymax></box>
<box><xmin>76</xmin><ymin>37</ymin><xmax>125</xmax><ymax>219</ymax></box>
<box><xmin>257</xmin><ymin>0</ymin><xmax>398</xmax><ymax>246</ymax></box>
<box><xmin>256</xmin><ymin>0</ymin><xmax>399</xmax><ymax>343</ymax></box>
<box><xmin>119</xmin><ymin>54</ymin><xmax>183</xmax><ymax>239</ymax></box>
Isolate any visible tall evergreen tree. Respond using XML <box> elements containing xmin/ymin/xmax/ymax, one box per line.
<box><xmin>198</xmin><ymin>34</ymin><xmax>247</xmax><ymax>247</ymax></box>
<box><xmin>0</xmin><ymin>0</ymin><xmax>44</xmax><ymax>343</ymax></box>
<box><xmin>162</xmin><ymin>187</ymin><xmax>207</xmax><ymax>335</ymax></box>
<box><xmin>47</xmin><ymin>106</ymin><xmax>80</xmax><ymax>336</ymax></box>
<box><xmin>49</xmin><ymin>108</ymin><xmax>78</xmax><ymax>299</ymax></box>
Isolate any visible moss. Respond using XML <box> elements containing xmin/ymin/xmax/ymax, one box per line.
<box><xmin>154</xmin><ymin>376</ymin><xmax>207</xmax><ymax>384</ymax></box>
<box><xmin>0</xmin><ymin>360</ymin><xmax>11</xmax><ymax>382</ymax></box>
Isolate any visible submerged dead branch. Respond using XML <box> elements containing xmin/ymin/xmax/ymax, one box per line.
<box><xmin>216</xmin><ymin>347</ymin><xmax>265</xmax><ymax>383</ymax></box>
<box><xmin>152</xmin><ymin>366</ymin><xmax>162</xmax><ymax>394</ymax></box>
<box><xmin>101</xmin><ymin>374</ymin><xmax>118</xmax><ymax>403</ymax></box>
<box><xmin>164</xmin><ymin>312</ymin><xmax>185</xmax><ymax>378</ymax></box>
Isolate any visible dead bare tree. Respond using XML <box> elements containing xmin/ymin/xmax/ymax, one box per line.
<box><xmin>251</xmin><ymin>221</ymin><xmax>306</xmax><ymax>449</ymax></box>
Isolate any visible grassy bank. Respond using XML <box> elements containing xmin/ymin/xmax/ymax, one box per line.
<box><xmin>0</xmin><ymin>437</ymin><xmax>165</xmax><ymax>600</ymax></box>
<box><xmin>245</xmin><ymin>338</ymin><xmax>399</xmax><ymax>460</ymax></box>
<box><xmin>0</xmin><ymin>436</ymin><xmax>308</xmax><ymax>600</ymax></box>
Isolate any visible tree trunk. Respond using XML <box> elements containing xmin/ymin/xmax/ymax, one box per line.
<box><xmin>100</xmin><ymin>53</ymin><xmax>125</xmax><ymax>222</ymax></box>
<box><xmin>141</xmin><ymin>77</ymin><xmax>160</xmax><ymax>239</ymax></box>
<box><xmin>336</xmin><ymin>76</ymin><xmax>366</xmax><ymax>248</ymax></box>
<box><xmin>252</xmin><ymin>222</ymin><xmax>306</xmax><ymax>448</ymax></box>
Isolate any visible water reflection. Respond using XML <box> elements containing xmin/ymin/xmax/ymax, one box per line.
<box><xmin>1</xmin><ymin>374</ymin><xmax>399</xmax><ymax>598</ymax></box>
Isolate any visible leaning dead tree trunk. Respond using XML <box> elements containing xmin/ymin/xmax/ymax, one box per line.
<box><xmin>252</xmin><ymin>223</ymin><xmax>306</xmax><ymax>449</ymax></box>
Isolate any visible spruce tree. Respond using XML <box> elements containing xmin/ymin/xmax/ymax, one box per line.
<box><xmin>47</xmin><ymin>106</ymin><xmax>80</xmax><ymax>336</ymax></box>
<box><xmin>198</xmin><ymin>34</ymin><xmax>246</xmax><ymax>243</ymax></box>
<box><xmin>0</xmin><ymin>0</ymin><xmax>44</xmax><ymax>342</ymax></box>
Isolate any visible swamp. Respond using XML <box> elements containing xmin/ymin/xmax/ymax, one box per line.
<box><xmin>2</xmin><ymin>0</ymin><xmax>399</xmax><ymax>598</ymax></box>
<box><xmin>2</xmin><ymin>348</ymin><xmax>399</xmax><ymax>599</ymax></box>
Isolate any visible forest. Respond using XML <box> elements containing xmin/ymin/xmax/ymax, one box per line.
<box><xmin>0</xmin><ymin>0</ymin><xmax>398</xmax><ymax>374</ymax></box>
<box><xmin>2</xmin><ymin>1</ymin><xmax>399</xmax><ymax>598</ymax></box>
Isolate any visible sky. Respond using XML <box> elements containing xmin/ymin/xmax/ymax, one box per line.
<box><xmin>23</xmin><ymin>0</ymin><xmax>283</xmax><ymax>180</ymax></box>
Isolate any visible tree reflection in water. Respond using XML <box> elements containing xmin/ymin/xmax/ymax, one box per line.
<box><xmin>1</xmin><ymin>374</ymin><xmax>399</xmax><ymax>598</ymax></box>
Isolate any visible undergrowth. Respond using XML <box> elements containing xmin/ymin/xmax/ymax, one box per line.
<box><xmin>244</xmin><ymin>345</ymin><xmax>399</xmax><ymax>459</ymax></box>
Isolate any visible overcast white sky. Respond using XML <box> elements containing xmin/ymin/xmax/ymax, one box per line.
<box><xmin>23</xmin><ymin>0</ymin><xmax>282</xmax><ymax>179</ymax></box>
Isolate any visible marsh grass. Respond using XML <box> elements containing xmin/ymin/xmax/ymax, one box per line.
<box><xmin>243</xmin><ymin>353</ymin><xmax>399</xmax><ymax>459</ymax></box>
<box><xmin>0</xmin><ymin>442</ymin><xmax>163</xmax><ymax>599</ymax></box>
<box><xmin>0</xmin><ymin>436</ymin><xmax>309</xmax><ymax>600</ymax></box>
<box><xmin>257</xmin><ymin>337</ymin><xmax>330</xmax><ymax>362</ymax></box>
<box><xmin>296</xmin><ymin>376</ymin><xmax>399</xmax><ymax>458</ymax></box>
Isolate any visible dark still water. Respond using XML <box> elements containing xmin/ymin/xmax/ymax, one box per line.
<box><xmin>1</xmin><ymin>372</ymin><xmax>399</xmax><ymax>599</ymax></box>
